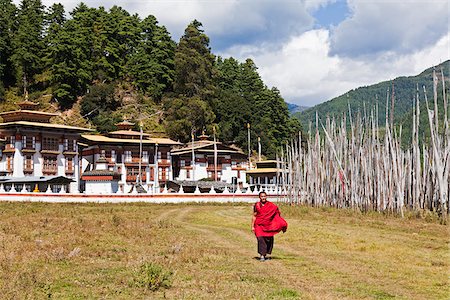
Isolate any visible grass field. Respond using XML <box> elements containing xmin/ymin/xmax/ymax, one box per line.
<box><xmin>0</xmin><ymin>201</ymin><xmax>448</xmax><ymax>299</ymax></box>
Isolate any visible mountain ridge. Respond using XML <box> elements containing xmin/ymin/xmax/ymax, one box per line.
<box><xmin>294</xmin><ymin>60</ymin><xmax>450</xmax><ymax>128</ymax></box>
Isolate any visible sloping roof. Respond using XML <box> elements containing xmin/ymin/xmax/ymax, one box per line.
<box><xmin>171</xmin><ymin>140</ymin><xmax>245</xmax><ymax>155</ymax></box>
<box><xmin>82</xmin><ymin>169</ymin><xmax>120</xmax><ymax>177</ymax></box>
<box><xmin>171</xmin><ymin>140</ymin><xmax>217</xmax><ymax>152</ymax></box>
<box><xmin>0</xmin><ymin>176</ymin><xmax>74</xmax><ymax>184</ymax></box>
<box><xmin>151</xmin><ymin>137</ymin><xmax>181</xmax><ymax>145</ymax></box>
<box><xmin>256</xmin><ymin>160</ymin><xmax>279</xmax><ymax>164</ymax></box>
<box><xmin>0</xmin><ymin>121</ymin><xmax>93</xmax><ymax>132</ymax></box>
<box><xmin>171</xmin><ymin>149</ymin><xmax>244</xmax><ymax>155</ymax></box>
<box><xmin>81</xmin><ymin>134</ymin><xmax>155</xmax><ymax>144</ymax></box>
<box><xmin>108</xmin><ymin>130</ymin><xmax>151</xmax><ymax>137</ymax></box>
<box><xmin>246</xmin><ymin>168</ymin><xmax>281</xmax><ymax>174</ymax></box>
<box><xmin>81</xmin><ymin>134</ymin><xmax>181</xmax><ymax>145</ymax></box>
<box><xmin>0</xmin><ymin>110</ymin><xmax>58</xmax><ymax>118</ymax></box>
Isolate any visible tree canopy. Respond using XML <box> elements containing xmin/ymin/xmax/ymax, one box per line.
<box><xmin>0</xmin><ymin>1</ymin><xmax>302</xmax><ymax>158</ymax></box>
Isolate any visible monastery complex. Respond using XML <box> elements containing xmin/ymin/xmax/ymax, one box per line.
<box><xmin>0</xmin><ymin>101</ymin><xmax>283</xmax><ymax>196</ymax></box>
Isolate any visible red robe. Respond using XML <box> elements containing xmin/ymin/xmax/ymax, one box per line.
<box><xmin>254</xmin><ymin>201</ymin><xmax>288</xmax><ymax>237</ymax></box>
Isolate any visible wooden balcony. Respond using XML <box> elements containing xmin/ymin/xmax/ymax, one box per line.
<box><xmin>126</xmin><ymin>175</ymin><xmax>147</xmax><ymax>182</ymax></box>
<box><xmin>41</xmin><ymin>149</ymin><xmax>60</xmax><ymax>154</ymax></box>
<box><xmin>22</xmin><ymin>148</ymin><xmax>37</xmax><ymax>153</ymax></box>
<box><xmin>124</xmin><ymin>157</ymin><xmax>151</xmax><ymax>164</ymax></box>
<box><xmin>3</xmin><ymin>144</ymin><xmax>15</xmax><ymax>153</ymax></box>
<box><xmin>232</xmin><ymin>166</ymin><xmax>247</xmax><ymax>171</ymax></box>
<box><xmin>157</xmin><ymin>159</ymin><xmax>171</xmax><ymax>167</ymax></box>
<box><xmin>63</xmin><ymin>151</ymin><xmax>78</xmax><ymax>156</ymax></box>
<box><xmin>207</xmin><ymin>165</ymin><xmax>222</xmax><ymax>171</ymax></box>
<box><xmin>42</xmin><ymin>169</ymin><xmax>57</xmax><ymax>175</ymax></box>
<box><xmin>23</xmin><ymin>167</ymin><xmax>34</xmax><ymax>174</ymax></box>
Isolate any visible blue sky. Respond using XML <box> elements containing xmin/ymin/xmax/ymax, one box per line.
<box><xmin>313</xmin><ymin>0</ymin><xmax>349</xmax><ymax>28</ymax></box>
<box><xmin>15</xmin><ymin>0</ymin><xmax>450</xmax><ymax>106</ymax></box>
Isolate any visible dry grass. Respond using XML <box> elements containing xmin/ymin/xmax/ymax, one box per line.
<box><xmin>0</xmin><ymin>201</ymin><xmax>448</xmax><ymax>299</ymax></box>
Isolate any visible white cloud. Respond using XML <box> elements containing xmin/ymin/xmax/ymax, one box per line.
<box><xmin>13</xmin><ymin>0</ymin><xmax>449</xmax><ymax>107</ymax></box>
<box><xmin>32</xmin><ymin>0</ymin><xmax>313</xmax><ymax>48</ymax></box>
<box><xmin>304</xmin><ymin>0</ymin><xmax>339</xmax><ymax>12</ymax></box>
<box><xmin>222</xmin><ymin>29</ymin><xmax>449</xmax><ymax>107</ymax></box>
<box><xmin>330</xmin><ymin>0</ymin><xmax>449</xmax><ymax>57</ymax></box>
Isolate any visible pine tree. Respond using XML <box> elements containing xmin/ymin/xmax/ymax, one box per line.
<box><xmin>48</xmin><ymin>3</ymin><xmax>94</xmax><ymax>108</ymax></box>
<box><xmin>0</xmin><ymin>0</ymin><xmax>17</xmax><ymax>92</ymax></box>
<box><xmin>11</xmin><ymin>0</ymin><xmax>45</xmax><ymax>91</ymax></box>
<box><xmin>127</xmin><ymin>15</ymin><xmax>176</xmax><ymax>101</ymax></box>
<box><xmin>174</xmin><ymin>20</ymin><xmax>216</xmax><ymax>99</ymax></box>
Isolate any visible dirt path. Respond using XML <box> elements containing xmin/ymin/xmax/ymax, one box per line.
<box><xmin>161</xmin><ymin>206</ymin><xmax>321</xmax><ymax>298</ymax></box>
<box><xmin>148</xmin><ymin>205</ymin><xmax>443</xmax><ymax>299</ymax></box>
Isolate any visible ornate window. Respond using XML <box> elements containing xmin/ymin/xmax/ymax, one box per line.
<box><xmin>142</xmin><ymin>151</ymin><xmax>148</xmax><ymax>163</ymax></box>
<box><xmin>22</xmin><ymin>136</ymin><xmax>36</xmax><ymax>149</ymax></box>
<box><xmin>23</xmin><ymin>155</ymin><xmax>33</xmax><ymax>174</ymax></box>
<box><xmin>65</xmin><ymin>157</ymin><xmax>74</xmax><ymax>174</ymax></box>
<box><xmin>42</xmin><ymin>137</ymin><xmax>59</xmax><ymax>151</ymax></box>
<box><xmin>43</xmin><ymin>156</ymin><xmax>58</xmax><ymax>174</ymax></box>
<box><xmin>63</xmin><ymin>139</ymin><xmax>77</xmax><ymax>152</ymax></box>
<box><xmin>124</xmin><ymin>151</ymin><xmax>132</xmax><ymax>163</ymax></box>
<box><xmin>6</xmin><ymin>155</ymin><xmax>13</xmax><ymax>172</ymax></box>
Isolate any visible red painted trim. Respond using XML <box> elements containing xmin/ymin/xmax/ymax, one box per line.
<box><xmin>82</xmin><ymin>175</ymin><xmax>115</xmax><ymax>180</ymax></box>
<box><xmin>0</xmin><ymin>193</ymin><xmax>262</xmax><ymax>199</ymax></box>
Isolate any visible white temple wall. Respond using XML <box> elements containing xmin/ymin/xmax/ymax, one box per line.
<box><xmin>85</xmin><ymin>181</ymin><xmax>119</xmax><ymax>194</ymax></box>
<box><xmin>13</xmin><ymin>145</ymin><xmax>24</xmax><ymax>177</ymax></box>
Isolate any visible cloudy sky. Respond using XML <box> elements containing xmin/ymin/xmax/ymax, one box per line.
<box><xmin>20</xmin><ymin>0</ymin><xmax>450</xmax><ymax>106</ymax></box>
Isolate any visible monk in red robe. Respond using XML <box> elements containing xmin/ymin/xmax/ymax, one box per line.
<box><xmin>251</xmin><ymin>191</ymin><xmax>287</xmax><ymax>261</ymax></box>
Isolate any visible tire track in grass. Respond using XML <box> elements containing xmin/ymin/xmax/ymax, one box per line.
<box><xmin>195</xmin><ymin>207</ymin><xmax>398</xmax><ymax>299</ymax></box>
<box><xmin>167</xmin><ymin>206</ymin><xmax>321</xmax><ymax>299</ymax></box>
<box><xmin>211</xmin><ymin>209</ymin><xmax>397</xmax><ymax>298</ymax></box>
<box><xmin>154</xmin><ymin>208</ymin><xmax>178</xmax><ymax>223</ymax></box>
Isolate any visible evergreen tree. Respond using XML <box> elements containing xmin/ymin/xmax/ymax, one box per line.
<box><xmin>163</xmin><ymin>96</ymin><xmax>216</xmax><ymax>142</ymax></box>
<box><xmin>11</xmin><ymin>0</ymin><xmax>45</xmax><ymax>91</ymax></box>
<box><xmin>45</xmin><ymin>3</ymin><xmax>65</xmax><ymax>36</ymax></box>
<box><xmin>80</xmin><ymin>82</ymin><xmax>121</xmax><ymax>132</ymax></box>
<box><xmin>0</xmin><ymin>0</ymin><xmax>17</xmax><ymax>92</ymax></box>
<box><xmin>214</xmin><ymin>57</ymin><xmax>250</xmax><ymax>143</ymax></box>
<box><xmin>164</xmin><ymin>20</ymin><xmax>217</xmax><ymax>141</ymax></box>
<box><xmin>174</xmin><ymin>20</ymin><xmax>216</xmax><ymax>99</ymax></box>
<box><xmin>40</xmin><ymin>3</ymin><xmax>66</xmax><ymax>86</ymax></box>
<box><xmin>90</xmin><ymin>6</ymin><xmax>140</xmax><ymax>82</ymax></box>
<box><xmin>215</xmin><ymin>57</ymin><xmax>301</xmax><ymax>158</ymax></box>
<box><xmin>127</xmin><ymin>15</ymin><xmax>176</xmax><ymax>101</ymax></box>
<box><xmin>48</xmin><ymin>3</ymin><xmax>94</xmax><ymax>108</ymax></box>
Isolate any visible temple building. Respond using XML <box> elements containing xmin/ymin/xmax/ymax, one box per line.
<box><xmin>170</xmin><ymin>134</ymin><xmax>248</xmax><ymax>186</ymax></box>
<box><xmin>245</xmin><ymin>160</ymin><xmax>285</xmax><ymax>190</ymax></box>
<box><xmin>0</xmin><ymin>99</ymin><xmax>92</xmax><ymax>192</ymax></box>
<box><xmin>80</xmin><ymin>120</ymin><xmax>180</xmax><ymax>193</ymax></box>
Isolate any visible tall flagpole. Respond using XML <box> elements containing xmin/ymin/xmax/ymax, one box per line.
<box><xmin>191</xmin><ymin>131</ymin><xmax>195</xmax><ymax>181</ymax></box>
<box><xmin>258</xmin><ymin>136</ymin><xmax>261</xmax><ymax>161</ymax></box>
<box><xmin>213</xmin><ymin>125</ymin><xmax>217</xmax><ymax>181</ymax></box>
<box><xmin>154</xmin><ymin>143</ymin><xmax>158</xmax><ymax>193</ymax></box>
<box><xmin>138</xmin><ymin>121</ymin><xmax>143</xmax><ymax>185</ymax></box>
<box><xmin>247</xmin><ymin>123</ymin><xmax>251</xmax><ymax>169</ymax></box>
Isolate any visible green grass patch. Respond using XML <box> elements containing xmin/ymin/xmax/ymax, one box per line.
<box><xmin>0</xmin><ymin>202</ymin><xmax>448</xmax><ymax>299</ymax></box>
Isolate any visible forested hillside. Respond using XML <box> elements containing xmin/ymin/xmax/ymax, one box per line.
<box><xmin>0</xmin><ymin>0</ymin><xmax>301</xmax><ymax>158</ymax></box>
<box><xmin>295</xmin><ymin>61</ymin><xmax>450</xmax><ymax>136</ymax></box>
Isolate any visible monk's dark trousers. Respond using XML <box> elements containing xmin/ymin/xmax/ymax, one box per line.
<box><xmin>257</xmin><ymin>236</ymin><xmax>274</xmax><ymax>256</ymax></box>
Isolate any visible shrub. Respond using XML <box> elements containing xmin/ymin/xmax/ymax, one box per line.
<box><xmin>131</xmin><ymin>262</ymin><xmax>173</xmax><ymax>291</ymax></box>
